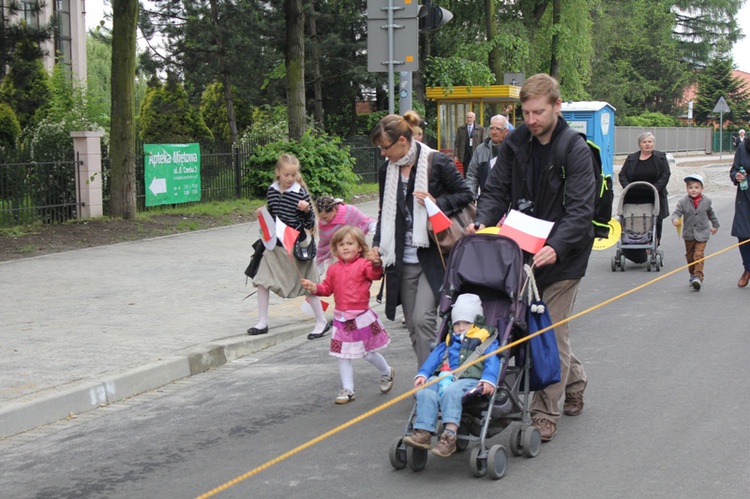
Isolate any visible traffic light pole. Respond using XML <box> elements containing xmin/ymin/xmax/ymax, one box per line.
<box><xmin>387</xmin><ymin>0</ymin><xmax>396</xmax><ymax>114</ymax></box>
<box><xmin>398</xmin><ymin>71</ymin><xmax>412</xmax><ymax>115</ymax></box>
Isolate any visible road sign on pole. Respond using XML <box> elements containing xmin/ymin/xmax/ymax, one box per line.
<box><xmin>144</xmin><ymin>143</ymin><xmax>201</xmax><ymax>207</ymax></box>
<box><xmin>712</xmin><ymin>97</ymin><xmax>731</xmax><ymax>160</ymax></box>
<box><xmin>712</xmin><ymin>96</ymin><xmax>730</xmax><ymax>114</ymax></box>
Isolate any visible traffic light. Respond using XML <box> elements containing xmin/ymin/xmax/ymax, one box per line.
<box><xmin>418</xmin><ymin>0</ymin><xmax>452</xmax><ymax>32</ymax></box>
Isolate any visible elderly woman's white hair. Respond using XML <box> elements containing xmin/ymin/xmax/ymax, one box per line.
<box><xmin>637</xmin><ymin>131</ymin><xmax>655</xmax><ymax>146</ymax></box>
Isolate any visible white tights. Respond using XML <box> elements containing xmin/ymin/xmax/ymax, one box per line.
<box><xmin>253</xmin><ymin>285</ymin><xmax>328</xmax><ymax>334</ymax></box>
<box><xmin>338</xmin><ymin>353</ymin><xmax>390</xmax><ymax>392</ymax></box>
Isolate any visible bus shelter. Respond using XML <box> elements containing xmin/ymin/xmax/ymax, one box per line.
<box><xmin>425</xmin><ymin>85</ymin><xmax>521</xmax><ymax>156</ymax></box>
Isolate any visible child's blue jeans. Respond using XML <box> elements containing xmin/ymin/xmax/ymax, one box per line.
<box><xmin>414</xmin><ymin>377</ymin><xmax>479</xmax><ymax>432</ymax></box>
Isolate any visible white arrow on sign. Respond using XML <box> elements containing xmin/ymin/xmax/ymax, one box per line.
<box><xmin>149</xmin><ymin>177</ymin><xmax>167</xmax><ymax>195</ymax></box>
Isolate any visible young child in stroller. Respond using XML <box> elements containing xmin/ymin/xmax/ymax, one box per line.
<box><xmin>402</xmin><ymin>293</ymin><xmax>500</xmax><ymax>457</ymax></box>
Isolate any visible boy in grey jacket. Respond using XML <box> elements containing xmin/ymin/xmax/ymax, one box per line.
<box><xmin>671</xmin><ymin>174</ymin><xmax>720</xmax><ymax>290</ymax></box>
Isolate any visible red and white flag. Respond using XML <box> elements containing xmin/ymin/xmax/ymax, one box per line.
<box><xmin>301</xmin><ymin>297</ymin><xmax>330</xmax><ymax>317</ymax></box>
<box><xmin>276</xmin><ymin>217</ymin><xmax>300</xmax><ymax>256</ymax></box>
<box><xmin>258</xmin><ymin>206</ymin><xmax>277</xmax><ymax>250</ymax></box>
<box><xmin>499</xmin><ymin>209</ymin><xmax>554</xmax><ymax>254</ymax></box>
<box><xmin>424</xmin><ymin>197</ymin><xmax>453</xmax><ymax>234</ymax></box>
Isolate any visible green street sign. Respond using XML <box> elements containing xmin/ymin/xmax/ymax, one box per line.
<box><xmin>143</xmin><ymin>143</ymin><xmax>201</xmax><ymax>207</ymax></box>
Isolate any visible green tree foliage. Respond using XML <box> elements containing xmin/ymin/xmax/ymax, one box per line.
<box><xmin>0</xmin><ymin>37</ymin><xmax>52</xmax><ymax>129</ymax></box>
<box><xmin>238</xmin><ymin>105</ymin><xmax>288</xmax><ymax>144</ymax></box>
<box><xmin>244</xmin><ymin>131</ymin><xmax>359</xmax><ymax>199</ymax></box>
<box><xmin>619</xmin><ymin>112</ymin><xmax>679</xmax><ymax>127</ymax></box>
<box><xmin>200</xmin><ymin>82</ymin><xmax>252</xmax><ymax>143</ymax></box>
<box><xmin>139</xmin><ymin>73</ymin><xmax>213</xmax><ymax>143</ymax></box>
<box><xmin>588</xmin><ymin>0</ymin><xmax>691</xmax><ymax>117</ymax></box>
<box><xmin>694</xmin><ymin>41</ymin><xmax>750</xmax><ymax>125</ymax></box>
<box><xmin>0</xmin><ymin>102</ymin><xmax>21</xmax><ymax>148</ymax></box>
<box><xmin>518</xmin><ymin>0</ymin><xmax>593</xmax><ymax>99</ymax></box>
<box><xmin>134</xmin><ymin>0</ymin><xmax>746</xmax><ymax>133</ymax></box>
<box><xmin>672</xmin><ymin>0</ymin><xmax>744</xmax><ymax>67</ymax></box>
<box><xmin>87</xmin><ymin>33</ymin><xmax>113</xmax><ymax>127</ymax></box>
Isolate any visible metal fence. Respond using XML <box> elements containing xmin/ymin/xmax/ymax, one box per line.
<box><xmin>0</xmin><ymin>147</ymin><xmax>81</xmax><ymax>228</ymax></box>
<box><xmin>1</xmin><ymin>136</ymin><xmax>385</xmax><ymax>227</ymax></box>
<box><xmin>614</xmin><ymin>126</ymin><xmax>712</xmax><ymax>155</ymax></box>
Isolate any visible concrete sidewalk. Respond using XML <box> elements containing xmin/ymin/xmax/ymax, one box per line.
<box><xmin>0</xmin><ymin>201</ymin><xmax>380</xmax><ymax>439</ymax></box>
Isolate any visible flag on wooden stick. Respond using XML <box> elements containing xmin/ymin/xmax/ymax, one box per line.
<box><xmin>424</xmin><ymin>197</ymin><xmax>453</xmax><ymax>233</ymax></box>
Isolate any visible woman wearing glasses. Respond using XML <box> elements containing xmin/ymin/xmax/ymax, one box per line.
<box><xmin>369</xmin><ymin>111</ymin><xmax>473</xmax><ymax>368</ymax></box>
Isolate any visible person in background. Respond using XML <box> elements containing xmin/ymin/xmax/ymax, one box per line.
<box><xmin>454</xmin><ymin>112</ymin><xmax>484</xmax><ymax>175</ymax></box>
<box><xmin>733</xmin><ymin>129</ymin><xmax>746</xmax><ymax>149</ymax></box>
<box><xmin>465</xmin><ymin>114</ymin><xmax>510</xmax><ymax>199</ymax></box>
<box><xmin>670</xmin><ymin>174</ymin><xmax>719</xmax><ymax>291</ymax></box>
<box><xmin>249</xmin><ymin>154</ymin><xmax>330</xmax><ymax>340</ymax></box>
<box><xmin>730</xmin><ymin>135</ymin><xmax>750</xmax><ymax>287</ymax></box>
<box><xmin>619</xmin><ymin>132</ymin><xmax>671</xmax><ymax>246</ymax></box>
<box><xmin>502</xmin><ymin>113</ymin><xmax>515</xmax><ymax>132</ymax></box>
<box><xmin>369</xmin><ymin>110</ymin><xmax>473</xmax><ymax>368</ymax></box>
<box><xmin>315</xmin><ymin>196</ymin><xmax>376</xmax><ymax>275</ymax></box>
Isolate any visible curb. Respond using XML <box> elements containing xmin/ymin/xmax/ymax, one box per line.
<box><xmin>0</xmin><ymin>324</ymin><xmax>309</xmax><ymax>439</ymax></box>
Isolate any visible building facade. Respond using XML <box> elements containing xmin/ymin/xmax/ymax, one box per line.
<box><xmin>12</xmin><ymin>0</ymin><xmax>87</xmax><ymax>82</ymax></box>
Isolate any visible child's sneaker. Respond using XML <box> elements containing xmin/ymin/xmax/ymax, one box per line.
<box><xmin>431</xmin><ymin>431</ymin><xmax>457</xmax><ymax>457</ymax></box>
<box><xmin>691</xmin><ymin>276</ymin><xmax>702</xmax><ymax>291</ymax></box>
<box><xmin>335</xmin><ymin>389</ymin><xmax>355</xmax><ymax>405</ymax></box>
<box><xmin>380</xmin><ymin>367</ymin><xmax>395</xmax><ymax>393</ymax></box>
<box><xmin>402</xmin><ymin>429</ymin><xmax>432</xmax><ymax>449</ymax></box>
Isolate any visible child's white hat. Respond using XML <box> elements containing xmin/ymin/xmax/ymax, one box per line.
<box><xmin>452</xmin><ymin>293</ymin><xmax>484</xmax><ymax>324</ymax></box>
<box><xmin>684</xmin><ymin>174</ymin><xmax>703</xmax><ymax>186</ymax></box>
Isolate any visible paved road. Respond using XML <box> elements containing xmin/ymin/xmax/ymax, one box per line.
<box><xmin>2</xmin><ymin>195</ymin><xmax>750</xmax><ymax>497</ymax></box>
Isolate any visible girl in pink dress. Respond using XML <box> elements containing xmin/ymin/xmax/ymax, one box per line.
<box><xmin>301</xmin><ymin>226</ymin><xmax>394</xmax><ymax>405</ymax></box>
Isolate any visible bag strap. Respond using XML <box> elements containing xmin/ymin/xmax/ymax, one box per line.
<box><xmin>522</xmin><ymin>264</ymin><xmax>546</xmax><ymax>314</ymax></box>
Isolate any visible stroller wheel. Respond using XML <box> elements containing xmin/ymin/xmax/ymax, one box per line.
<box><xmin>407</xmin><ymin>446</ymin><xmax>428</xmax><ymax>471</ymax></box>
<box><xmin>619</xmin><ymin>254</ymin><xmax>626</xmax><ymax>272</ymax></box>
<box><xmin>469</xmin><ymin>446</ymin><xmax>488</xmax><ymax>478</ymax></box>
<box><xmin>655</xmin><ymin>253</ymin><xmax>663</xmax><ymax>271</ymax></box>
<box><xmin>389</xmin><ymin>437</ymin><xmax>408</xmax><ymax>470</ymax></box>
<box><xmin>611</xmin><ymin>255</ymin><xmax>617</xmax><ymax>272</ymax></box>
<box><xmin>487</xmin><ymin>444</ymin><xmax>508</xmax><ymax>480</ymax></box>
<box><xmin>509</xmin><ymin>424</ymin><xmax>523</xmax><ymax>456</ymax></box>
<box><xmin>522</xmin><ymin>426</ymin><xmax>541</xmax><ymax>458</ymax></box>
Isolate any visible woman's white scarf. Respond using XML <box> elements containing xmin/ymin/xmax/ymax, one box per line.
<box><xmin>380</xmin><ymin>140</ymin><xmax>432</xmax><ymax>266</ymax></box>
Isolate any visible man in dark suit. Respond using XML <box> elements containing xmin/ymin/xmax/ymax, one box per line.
<box><xmin>454</xmin><ymin>112</ymin><xmax>484</xmax><ymax>175</ymax></box>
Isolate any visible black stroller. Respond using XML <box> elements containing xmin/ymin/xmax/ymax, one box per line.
<box><xmin>388</xmin><ymin>233</ymin><xmax>542</xmax><ymax>479</ymax></box>
<box><xmin>611</xmin><ymin>180</ymin><xmax>665</xmax><ymax>272</ymax></box>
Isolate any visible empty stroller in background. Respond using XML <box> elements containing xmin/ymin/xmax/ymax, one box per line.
<box><xmin>388</xmin><ymin>233</ymin><xmax>542</xmax><ymax>480</ymax></box>
<box><xmin>611</xmin><ymin>180</ymin><xmax>664</xmax><ymax>272</ymax></box>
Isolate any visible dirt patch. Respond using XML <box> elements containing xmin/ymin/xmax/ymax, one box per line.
<box><xmin>0</xmin><ymin>193</ymin><xmax>379</xmax><ymax>262</ymax></box>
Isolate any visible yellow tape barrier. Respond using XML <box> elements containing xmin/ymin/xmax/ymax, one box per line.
<box><xmin>195</xmin><ymin>239</ymin><xmax>748</xmax><ymax>499</ymax></box>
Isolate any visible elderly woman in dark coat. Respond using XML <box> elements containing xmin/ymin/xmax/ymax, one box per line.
<box><xmin>619</xmin><ymin>132</ymin><xmax>671</xmax><ymax>246</ymax></box>
<box><xmin>369</xmin><ymin>111</ymin><xmax>473</xmax><ymax>368</ymax></box>
<box><xmin>730</xmin><ymin>137</ymin><xmax>750</xmax><ymax>287</ymax></box>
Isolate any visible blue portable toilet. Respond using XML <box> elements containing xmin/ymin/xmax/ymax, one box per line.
<box><xmin>560</xmin><ymin>101</ymin><xmax>616</xmax><ymax>177</ymax></box>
